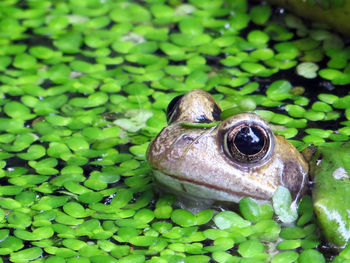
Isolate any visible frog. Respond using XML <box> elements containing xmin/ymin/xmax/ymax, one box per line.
<box><xmin>309</xmin><ymin>142</ymin><xmax>350</xmax><ymax>247</ymax></box>
<box><xmin>146</xmin><ymin>89</ymin><xmax>309</xmax><ymax>204</ymax></box>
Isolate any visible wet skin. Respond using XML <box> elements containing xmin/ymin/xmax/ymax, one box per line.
<box><xmin>310</xmin><ymin>142</ymin><xmax>350</xmax><ymax>247</ymax></box>
<box><xmin>147</xmin><ymin>90</ymin><xmax>309</xmax><ymax>203</ymax></box>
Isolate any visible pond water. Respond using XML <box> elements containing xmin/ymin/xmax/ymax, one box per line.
<box><xmin>0</xmin><ymin>0</ymin><xmax>350</xmax><ymax>262</ymax></box>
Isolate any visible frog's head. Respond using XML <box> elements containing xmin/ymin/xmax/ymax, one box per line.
<box><xmin>147</xmin><ymin>90</ymin><xmax>309</xmax><ymax>203</ymax></box>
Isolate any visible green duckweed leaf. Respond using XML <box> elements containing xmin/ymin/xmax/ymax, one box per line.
<box><xmin>110</xmin><ymin>189</ymin><xmax>133</xmax><ymax>209</ymax></box>
<box><xmin>134</xmin><ymin>209</ymin><xmax>154</xmax><ymax>224</ymax></box>
<box><xmin>0</xmin><ymin>235</ymin><xmax>24</xmax><ymax>251</ymax></box>
<box><xmin>179</xmin><ymin>18</ymin><xmax>204</xmax><ymax>36</ymax></box>
<box><xmin>53</xmin><ymin>32</ymin><xmax>82</xmax><ymax>53</ymax></box>
<box><xmin>250</xmin><ymin>5</ymin><xmax>271</xmax><ymax>25</ymax></box>
<box><xmin>298</xmin><ymin>249</ymin><xmax>325</xmax><ymax>263</ymax></box>
<box><xmin>10</xmin><ymin>247</ymin><xmax>43</xmax><ymax>261</ymax></box>
<box><xmin>0</xmin><ymin>185</ymin><xmax>23</xmax><ymax>195</ymax></box>
<box><xmin>66</xmin><ymin>137</ymin><xmax>89</xmax><ymax>151</ymax></box>
<box><xmin>0</xmin><ymin>231</ymin><xmax>10</xmax><ymax>246</ymax></box>
<box><xmin>13</xmin><ymin>53</ymin><xmax>37</xmax><ymax>69</ymax></box>
<box><xmin>239</xmin><ymin>197</ymin><xmax>265</xmax><ymax>223</ymax></box>
<box><xmin>271</xmin><ymin>251</ymin><xmax>299</xmax><ymax>263</ymax></box>
<box><xmin>171</xmin><ymin>209</ymin><xmax>196</xmax><ymax>227</ymax></box>
<box><xmin>110</xmin><ymin>3</ymin><xmax>151</xmax><ymax>23</ymax></box>
<box><xmin>0</xmin><ymin>198</ymin><xmax>22</xmax><ymax>210</ymax></box>
<box><xmin>266</xmin><ymin>80</ymin><xmax>292</xmax><ymax>101</ymax></box>
<box><xmin>247</xmin><ymin>30</ymin><xmax>269</xmax><ymax>46</ymax></box>
<box><xmin>63</xmin><ymin>202</ymin><xmax>89</xmax><ymax>218</ymax></box>
<box><xmin>160</xmin><ymin>42</ymin><xmax>185</xmax><ymax>60</ymax></box>
<box><xmin>15</xmin><ymin>226</ymin><xmax>54</xmax><ymax>241</ymax></box>
<box><xmin>154</xmin><ymin>205</ymin><xmax>172</xmax><ymax>219</ymax></box>
<box><xmin>32</xmin><ymin>195</ymin><xmax>68</xmax><ymax>211</ymax></box>
<box><xmin>48</xmin><ymin>15</ymin><xmax>69</xmax><ymax>30</ymax></box>
<box><xmin>0</xmin><ymin>56</ymin><xmax>12</xmax><ymax>71</ymax></box>
<box><xmin>29</xmin><ymin>46</ymin><xmax>56</xmax><ymax>60</ymax></box>
<box><xmin>196</xmin><ymin>210</ymin><xmax>213</xmax><ymax>225</ymax></box>
<box><xmin>273</xmin><ymin>186</ymin><xmax>298</xmax><ymax>223</ymax></box>
<box><xmin>114</xmin><ymin>109</ymin><xmax>153</xmax><ymax>132</ymax></box>
<box><xmin>78</xmin><ymin>192</ymin><xmax>103</xmax><ymax>204</ymax></box>
<box><xmin>7</xmin><ymin>211</ymin><xmax>32</xmax><ymax>229</ymax></box>
<box><xmin>129</xmin><ymin>236</ymin><xmax>158</xmax><ymax>247</ymax></box>
<box><xmin>17</xmin><ymin>144</ymin><xmax>46</xmax><ymax>160</ymax></box>
<box><xmin>170</xmin><ymin>33</ymin><xmax>211</xmax><ymax>47</ymax></box>
<box><xmin>181</xmin><ymin>121</ymin><xmax>220</xmax><ymax>128</ymax></box>
<box><xmin>185</xmin><ymin>255</ymin><xmax>210</xmax><ymax>263</ymax></box>
<box><xmin>297</xmin><ymin>62</ymin><xmax>319</xmax><ymax>79</ymax></box>
<box><xmin>214</xmin><ymin>211</ymin><xmax>251</xmax><ymax>230</ymax></box>
<box><xmin>237</xmin><ymin>239</ymin><xmax>266</xmax><ymax>258</ymax></box>
<box><xmin>4</xmin><ymin>101</ymin><xmax>35</xmax><ymax>120</ymax></box>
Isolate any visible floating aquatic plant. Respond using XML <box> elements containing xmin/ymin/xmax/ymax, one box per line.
<box><xmin>0</xmin><ymin>0</ymin><xmax>350</xmax><ymax>262</ymax></box>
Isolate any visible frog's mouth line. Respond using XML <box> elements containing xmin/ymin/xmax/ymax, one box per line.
<box><xmin>153</xmin><ymin>169</ymin><xmax>266</xmax><ymax>202</ymax></box>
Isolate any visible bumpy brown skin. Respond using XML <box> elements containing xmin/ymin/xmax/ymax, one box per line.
<box><xmin>147</xmin><ymin>90</ymin><xmax>309</xmax><ymax>203</ymax></box>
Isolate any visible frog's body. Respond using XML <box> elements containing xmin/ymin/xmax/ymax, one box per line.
<box><xmin>310</xmin><ymin>142</ymin><xmax>350</xmax><ymax>247</ymax></box>
<box><xmin>147</xmin><ymin>90</ymin><xmax>309</xmax><ymax>203</ymax></box>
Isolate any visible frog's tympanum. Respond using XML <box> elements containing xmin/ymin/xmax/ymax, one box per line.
<box><xmin>147</xmin><ymin>90</ymin><xmax>309</xmax><ymax>203</ymax></box>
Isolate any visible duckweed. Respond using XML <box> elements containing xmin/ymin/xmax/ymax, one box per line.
<box><xmin>299</xmin><ymin>249</ymin><xmax>326</xmax><ymax>263</ymax></box>
<box><xmin>273</xmin><ymin>186</ymin><xmax>298</xmax><ymax>223</ymax></box>
<box><xmin>0</xmin><ymin>0</ymin><xmax>350</xmax><ymax>262</ymax></box>
<box><xmin>271</xmin><ymin>251</ymin><xmax>299</xmax><ymax>263</ymax></box>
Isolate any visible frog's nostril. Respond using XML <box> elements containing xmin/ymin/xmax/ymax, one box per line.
<box><xmin>197</xmin><ymin>115</ymin><xmax>211</xmax><ymax>123</ymax></box>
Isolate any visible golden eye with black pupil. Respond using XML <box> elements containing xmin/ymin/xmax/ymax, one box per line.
<box><xmin>166</xmin><ymin>95</ymin><xmax>183</xmax><ymax>123</ymax></box>
<box><xmin>224</xmin><ymin>123</ymin><xmax>270</xmax><ymax>164</ymax></box>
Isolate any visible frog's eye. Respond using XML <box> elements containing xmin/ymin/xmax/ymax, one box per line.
<box><xmin>224</xmin><ymin>124</ymin><xmax>271</xmax><ymax>164</ymax></box>
<box><xmin>166</xmin><ymin>95</ymin><xmax>183</xmax><ymax>123</ymax></box>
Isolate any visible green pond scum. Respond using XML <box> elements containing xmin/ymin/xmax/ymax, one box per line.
<box><xmin>0</xmin><ymin>0</ymin><xmax>350</xmax><ymax>262</ymax></box>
